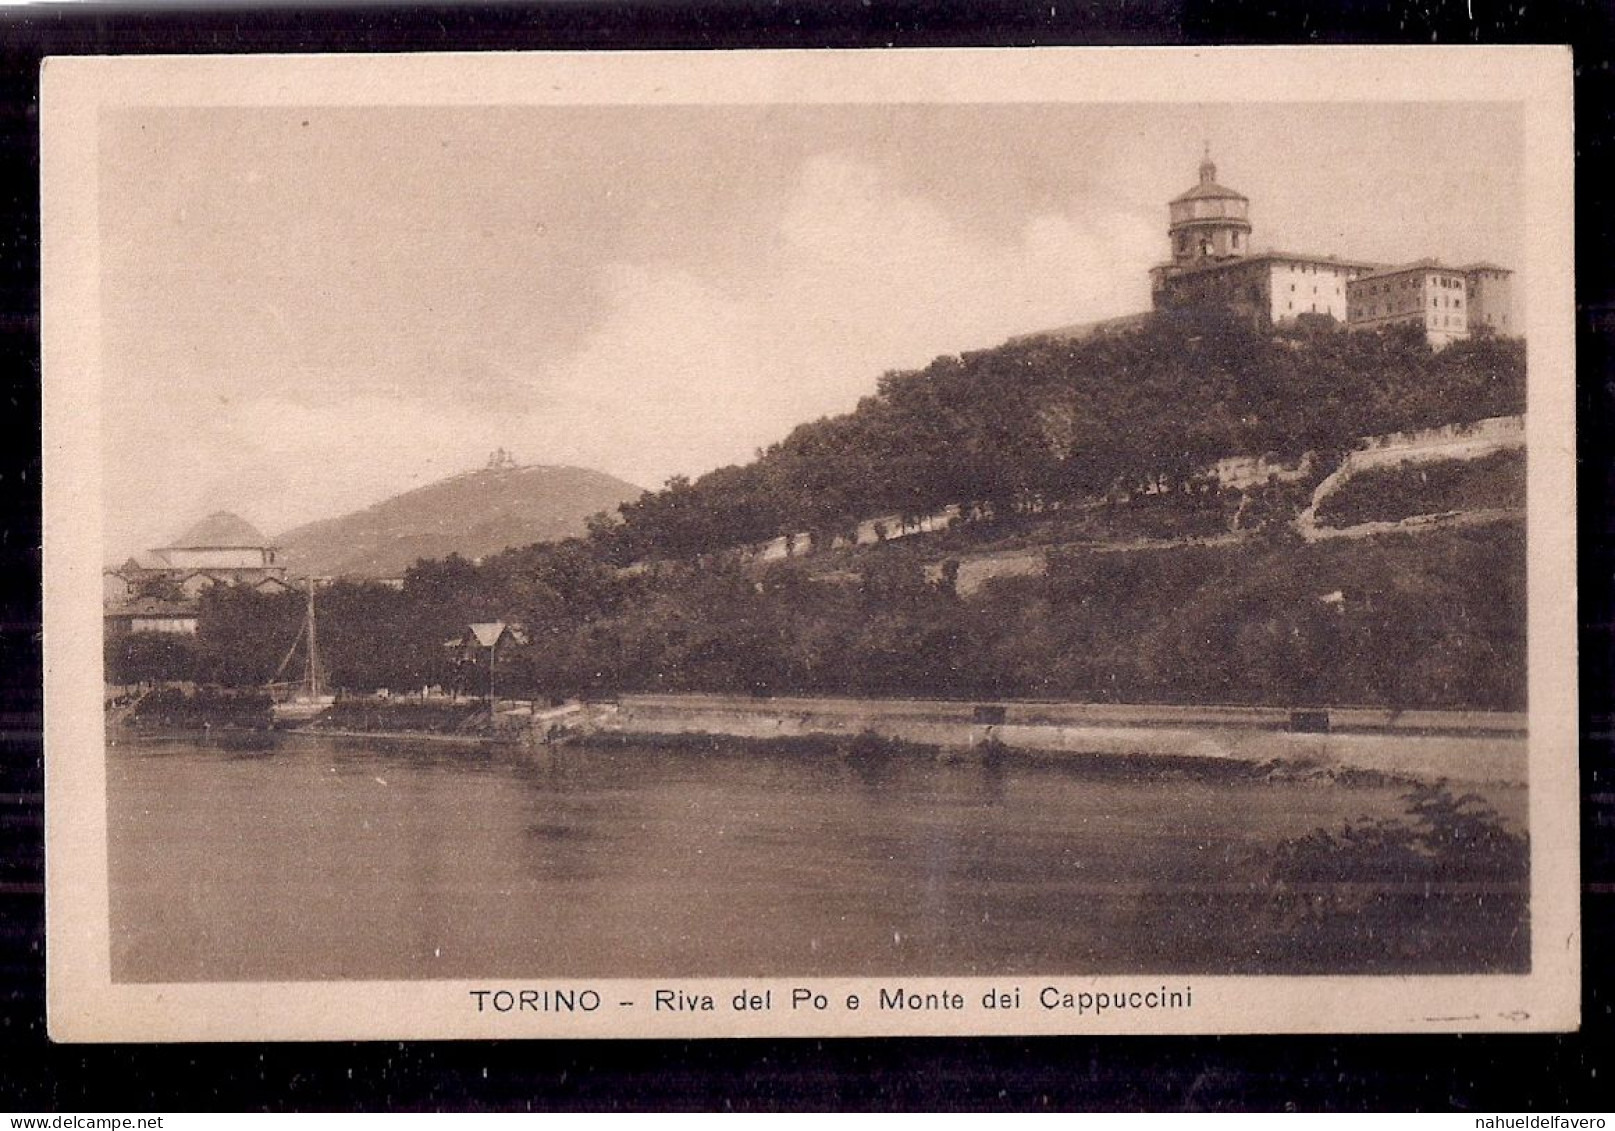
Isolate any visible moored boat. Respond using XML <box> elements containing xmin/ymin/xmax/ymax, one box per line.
<box><xmin>268</xmin><ymin>577</ymin><xmax>336</xmax><ymax>724</ymax></box>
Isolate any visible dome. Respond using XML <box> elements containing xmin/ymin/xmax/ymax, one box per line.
<box><xmin>1171</xmin><ymin>179</ymin><xmax>1249</xmax><ymax>204</ymax></box>
<box><xmin>167</xmin><ymin>511</ymin><xmax>270</xmax><ymax>549</ymax></box>
<box><xmin>1171</xmin><ymin>149</ymin><xmax>1248</xmax><ymax>204</ymax></box>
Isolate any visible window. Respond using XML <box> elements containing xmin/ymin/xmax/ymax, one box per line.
<box><xmin>1432</xmin><ymin>297</ymin><xmax>1438</xmax><ymax>308</ymax></box>
<box><xmin>1455</xmin><ymin>298</ymin><xmax>1462</xmax><ymax>309</ymax></box>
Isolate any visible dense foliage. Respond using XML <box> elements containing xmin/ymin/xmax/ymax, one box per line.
<box><xmin>592</xmin><ymin>317</ymin><xmax>1525</xmax><ymax>562</ymax></box>
<box><xmin>1258</xmin><ymin>782</ymin><xmax>1529</xmax><ymax>972</ymax></box>
<box><xmin>111</xmin><ymin>520</ymin><xmax>1526</xmax><ymax>712</ymax></box>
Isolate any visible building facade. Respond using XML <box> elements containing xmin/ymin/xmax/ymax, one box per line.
<box><xmin>104</xmin><ymin>598</ymin><xmax>200</xmax><ymax>638</ymax></box>
<box><xmin>1461</xmin><ymin>262</ymin><xmax>1517</xmax><ymax>336</ymax></box>
<box><xmin>1344</xmin><ymin>261</ymin><xmax>1471</xmax><ymax>348</ymax></box>
<box><xmin>1154</xmin><ymin>251</ymin><xmax>1378</xmax><ymax>328</ymax></box>
<box><xmin>1144</xmin><ymin>153</ymin><xmax>1512</xmax><ymax>348</ymax></box>
<box><xmin>104</xmin><ymin>512</ymin><xmax>289</xmax><ymax>634</ymax></box>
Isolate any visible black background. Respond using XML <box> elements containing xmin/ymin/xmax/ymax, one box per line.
<box><xmin>1</xmin><ymin>0</ymin><xmax>1611</xmax><ymax>1111</ymax></box>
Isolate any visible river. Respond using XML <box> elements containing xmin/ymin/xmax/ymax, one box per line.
<box><xmin>107</xmin><ymin>733</ymin><xmax>1528</xmax><ymax>982</ymax></box>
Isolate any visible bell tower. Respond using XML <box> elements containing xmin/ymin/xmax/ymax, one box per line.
<box><xmin>1167</xmin><ymin>145</ymin><xmax>1252</xmax><ymax>266</ymax></box>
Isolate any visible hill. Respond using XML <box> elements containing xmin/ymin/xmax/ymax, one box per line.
<box><xmin>591</xmin><ymin>315</ymin><xmax>1526</xmax><ymax>565</ymax></box>
<box><xmin>120</xmin><ymin>319</ymin><xmax>1530</xmax><ymax>712</ymax></box>
<box><xmin>273</xmin><ymin>464</ymin><xmax>644</xmax><ymax>578</ymax></box>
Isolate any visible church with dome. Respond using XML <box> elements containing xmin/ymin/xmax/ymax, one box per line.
<box><xmin>1027</xmin><ymin>149</ymin><xmax>1514</xmax><ymax>349</ymax></box>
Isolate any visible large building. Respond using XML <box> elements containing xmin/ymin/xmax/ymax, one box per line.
<box><xmin>104</xmin><ymin>512</ymin><xmax>293</xmax><ymax>634</ymax></box>
<box><xmin>144</xmin><ymin>511</ymin><xmax>284</xmax><ymax>574</ymax></box>
<box><xmin>1344</xmin><ymin>260</ymin><xmax>1471</xmax><ymax>348</ymax></box>
<box><xmin>1142</xmin><ymin>150</ymin><xmax>1514</xmax><ymax>347</ymax></box>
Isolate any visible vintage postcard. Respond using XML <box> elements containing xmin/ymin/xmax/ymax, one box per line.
<box><xmin>42</xmin><ymin>47</ymin><xmax>1578</xmax><ymax>1041</ymax></box>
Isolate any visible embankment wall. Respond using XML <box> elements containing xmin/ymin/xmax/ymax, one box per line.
<box><xmin>591</xmin><ymin>693</ymin><xmax>1527</xmax><ymax>785</ymax></box>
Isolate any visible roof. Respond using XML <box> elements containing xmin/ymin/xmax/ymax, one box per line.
<box><xmin>1007</xmin><ymin>311</ymin><xmax>1155</xmax><ymax>345</ymax></box>
<box><xmin>1171</xmin><ymin>180</ymin><xmax>1248</xmax><ymax>204</ymax></box>
<box><xmin>468</xmin><ymin>622</ymin><xmax>509</xmax><ymax>648</ymax></box>
<box><xmin>1349</xmin><ymin>258</ymin><xmax>1465</xmax><ymax>284</ymax></box>
<box><xmin>1458</xmin><ymin>261</ymin><xmax>1513</xmax><ymax>274</ymax></box>
<box><xmin>1157</xmin><ymin>250</ymin><xmax>1383</xmax><ymax>279</ymax></box>
<box><xmin>163</xmin><ymin>511</ymin><xmax>271</xmax><ymax>550</ymax></box>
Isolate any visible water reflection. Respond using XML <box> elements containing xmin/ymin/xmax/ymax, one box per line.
<box><xmin>106</xmin><ymin>734</ymin><xmax>1517</xmax><ymax>982</ymax></box>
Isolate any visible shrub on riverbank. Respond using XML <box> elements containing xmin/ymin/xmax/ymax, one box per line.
<box><xmin>129</xmin><ymin>687</ymin><xmax>272</xmax><ymax>730</ymax></box>
<box><xmin>1255</xmin><ymin>781</ymin><xmax>1530</xmax><ymax>972</ymax></box>
<box><xmin>1122</xmin><ymin>781</ymin><xmax>1529</xmax><ymax>974</ymax></box>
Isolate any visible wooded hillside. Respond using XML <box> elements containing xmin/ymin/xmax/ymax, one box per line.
<box><xmin>592</xmin><ymin>315</ymin><xmax>1525</xmax><ymax>563</ymax></box>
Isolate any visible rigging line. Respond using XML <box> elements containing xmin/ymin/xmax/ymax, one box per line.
<box><xmin>270</xmin><ymin>618</ymin><xmax>307</xmax><ymax>684</ymax></box>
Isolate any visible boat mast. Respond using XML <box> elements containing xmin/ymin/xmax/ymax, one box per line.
<box><xmin>304</xmin><ymin>577</ymin><xmax>322</xmax><ymax>699</ymax></box>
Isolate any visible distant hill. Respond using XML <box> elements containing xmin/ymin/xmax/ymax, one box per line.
<box><xmin>274</xmin><ymin>464</ymin><xmax>644</xmax><ymax>578</ymax></box>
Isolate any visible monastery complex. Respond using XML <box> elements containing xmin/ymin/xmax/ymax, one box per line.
<box><xmin>1030</xmin><ymin>150</ymin><xmax>1515</xmax><ymax>349</ymax></box>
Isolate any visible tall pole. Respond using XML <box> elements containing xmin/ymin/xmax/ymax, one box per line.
<box><xmin>486</xmin><ymin>633</ymin><xmax>496</xmax><ymax>710</ymax></box>
<box><xmin>305</xmin><ymin>577</ymin><xmax>322</xmax><ymax>699</ymax></box>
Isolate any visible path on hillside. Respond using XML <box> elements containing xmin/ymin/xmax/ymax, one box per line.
<box><xmin>929</xmin><ymin>508</ymin><xmax>1522</xmax><ymax>594</ymax></box>
<box><xmin>1297</xmin><ymin>506</ymin><xmax>1523</xmax><ymax>544</ymax></box>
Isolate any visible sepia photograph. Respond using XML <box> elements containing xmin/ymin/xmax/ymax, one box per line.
<box><xmin>41</xmin><ymin>47</ymin><xmax>1578</xmax><ymax>1041</ymax></box>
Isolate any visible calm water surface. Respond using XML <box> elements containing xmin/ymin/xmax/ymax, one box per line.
<box><xmin>107</xmin><ymin>734</ymin><xmax>1522</xmax><ymax>981</ymax></box>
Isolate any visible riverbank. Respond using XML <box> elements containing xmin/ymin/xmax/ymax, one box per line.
<box><xmin>577</xmin><ymin>693</ymin><xmax>1529</xmax><ymax>786</ymax></box>
<box><xmin>108</xmin><ymin>689</ymin><xmax>1530</xmax><ymax>785</ymax></box>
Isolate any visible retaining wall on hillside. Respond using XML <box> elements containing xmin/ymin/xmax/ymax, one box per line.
<box><xmin>1299</xmin><ymin>414</ymin><xmax>1525</xmax><ymax>535</ymax></box>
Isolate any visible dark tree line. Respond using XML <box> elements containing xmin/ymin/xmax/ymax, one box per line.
<box><xmin>110</xmin><ymin>521</ymin><xmax>1526</xmax><ymax>712</ymax></box>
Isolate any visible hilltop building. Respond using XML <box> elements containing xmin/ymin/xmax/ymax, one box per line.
<box><xmin>1345</xmin><ymin>260</ymin><xmax>1472</xmax><ymax>348</ymax></box>
<box><xmin>1461</xmin><ymin>262</ymin><xmax>1518</xmax><ymax>336</ymax></box>
<box><xmin>1021</xmin><ymin>149</ymin><xmax>1514</xmax><ymax>348</ymax></box>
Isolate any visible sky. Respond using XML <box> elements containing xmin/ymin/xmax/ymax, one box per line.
<box><xmin>98</xmin><ymin>101</ymin><xmax>1522</xmax><ymax>559</ymax></box>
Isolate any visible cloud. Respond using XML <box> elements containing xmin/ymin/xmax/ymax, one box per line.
<box><xmin>515</xmin><ymin>153</ymin><xmax>1159</xmax><ymax>487</ymax></box>
<box><xmin>104</xmin><ymin>150</ymin><xmax>1160</xmax><ymax>559</ymax></box>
